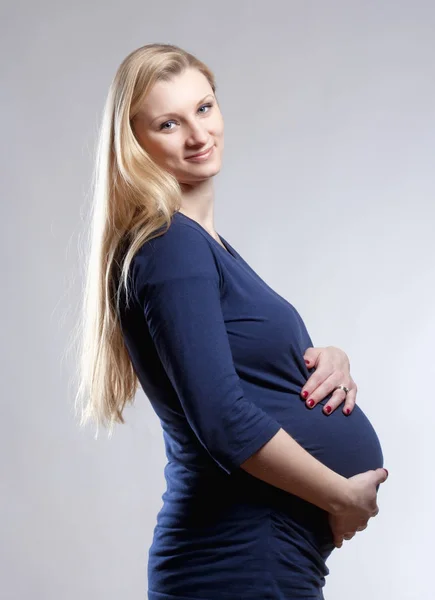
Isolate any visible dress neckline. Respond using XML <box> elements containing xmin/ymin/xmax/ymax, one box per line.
<box><xmin>174</xmin><ymin>211</ymin><xmax>239</xmax><ymax>260</ymax></box>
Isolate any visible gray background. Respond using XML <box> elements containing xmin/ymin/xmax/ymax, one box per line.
<box><xmin>2</xmin><ymin>1</ymin><xmax>434</xmax><ymax>598</ymax></box>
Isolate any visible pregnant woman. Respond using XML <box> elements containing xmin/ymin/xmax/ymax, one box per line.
<box><xmin>75</xmin><ymin>43</ymin><xmax>388</xmax><ymax>599</ymax></box>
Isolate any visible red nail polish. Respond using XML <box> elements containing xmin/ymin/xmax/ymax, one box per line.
<box><xmin>345</xmin><ymin>408</ymin><xmax>350</xmax><ymax>415</ymax></box>
<box><xmin>302</xmin><ymin>391</ymin><xmax>308</xmax><ymax>398</ymax></box>
<box><xmin>304</xmin><ymin>360</ymin><xmax>310</xmax><ymax>365</ymax></box>
<box><xmin>307</xmin><ymin>399</ymin><xmax>315</xmax><ymax>407</ymax></box>
<box><xmin>325</xmin><ymin>405</ymin><xmax>332</xmax><ymax>414</ymax></box>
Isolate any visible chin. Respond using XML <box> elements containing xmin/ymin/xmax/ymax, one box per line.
<box><xmin>178</xmin><ymin>161</ymin><xmax>222</xmax><ymax>183</ymax></box>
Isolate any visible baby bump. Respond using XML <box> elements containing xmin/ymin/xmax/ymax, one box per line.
<box><xmin>279</xmin><ymin>395</ymin><xmax>384</xmax><ymax>478</ymax></box>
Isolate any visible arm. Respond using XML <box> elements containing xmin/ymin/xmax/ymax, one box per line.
<box><xmin>133</xmin><ymin>224</ymin><xmax>349</xmax><ymax>512</ymax></box>
<box><xmin>241</xmin><ymin>428</ymin><xmax>349</xmax><ymax>513</ymax></box>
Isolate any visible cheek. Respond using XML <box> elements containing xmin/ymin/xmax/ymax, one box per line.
<box><xmin>148</xmin><ymin>138</ymin><xmax>180</xmax><ymax>163</ymax></box>
<box><xmin>212</xmin><ymin>113</ymin><xmax>224</xmax><ymax>135</ymax></box>
<box><xmin>215</xmin><ymin>125</ymin><xmax>224</xmax><ymax>150</ymax></box>
<box><xmin>214</xmin><ymin>125</ymin><xmax>224</xmax><ymax>151</ymax></box>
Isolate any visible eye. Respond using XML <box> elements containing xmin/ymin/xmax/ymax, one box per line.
<box><xmin>159</xmin><ymin>121</ymin><xmax>176</xmax><ymax>131</ymax></box>
<box><xmin>198</xmin><ymin>102</ymin><xmax>213</xmax><ymax>114</ymax></box>
<box><xmin>159</xmin><ymin>102</ymin><xmax>214</xmax><ymax>131</ymax></box>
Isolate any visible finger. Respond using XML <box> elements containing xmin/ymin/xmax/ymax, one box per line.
<box><xmin>334</xmin><ymin>537</ymin><xmax>343</xmax><ymax>548</ymax></box>
<box><xmin>376</xmin><ymin>467</ymin><xmax>389</xmax><ymax>483</ymax></box>
<box><xmin>342</xmin><ymin>386</ymin><xmax>357</xmax><ymax>416</ymax></box>
<box><xmin>300</xmin><ymin>367</ymin><xmax>334</xmax><ymax>402</ymax></box>
<box><xmin>343</xmin><ymin>532</ymin><xmax>355</xmax><ymax>541</ymax></box>
<box><xmin>303</xmin><ymin>372</ymin><xmax>349</xmax><ymax>412</ymax></box>
<box><xmin>321</xmin><ymin>387</ymin><xmax>348</xmax><ymax>415</ymax></box>
<box><xmin>342</xmin><ymin>377</ymin><xmax>357</xmax><ymax>415</ymax></box>
<box><xmin>303</xmin><ymin>347</ymin><xmax>323</xmax><ymax>369</ymax></box>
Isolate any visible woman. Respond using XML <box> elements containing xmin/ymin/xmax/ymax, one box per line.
<box><xmin>76</xmin><ymin>43</ymin><xmax>388</xmax><ymax>599</ymax></box>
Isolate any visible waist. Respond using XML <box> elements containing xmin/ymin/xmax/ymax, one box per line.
<box><xmin>159</xmin><ymin>464</ymin><xmax>332</xmax><ymax>541</ymax></box>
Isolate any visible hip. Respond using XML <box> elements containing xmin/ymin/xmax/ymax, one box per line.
<box><xmin>149</xmin><ymin>502</ymin><xmax>334</xmax><ymax>599</ymax></box>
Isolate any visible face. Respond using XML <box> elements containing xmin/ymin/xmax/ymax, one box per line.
<box><xmin>132</xmin><ymin>68</ymin><xmax>224</xmax><ymax>185</ymax></box>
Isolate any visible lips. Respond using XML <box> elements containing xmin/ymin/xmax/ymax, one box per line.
<box><xmin>186</xmin><ymin>146</ymin><xmax>213</xmax><ymax>159</ymax></box>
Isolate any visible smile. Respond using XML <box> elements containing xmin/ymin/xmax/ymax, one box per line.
<box><xmin>185</xmin><ymin>146</ymin><xmax>214</xmax><ymax>161</ymax></box>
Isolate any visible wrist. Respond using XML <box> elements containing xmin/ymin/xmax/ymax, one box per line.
<box><xmin>326</xmin><ymin>475</ymin><xmax>352</xmax><ymax>515</ymax></box>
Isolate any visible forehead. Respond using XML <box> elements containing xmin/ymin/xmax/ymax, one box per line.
<box><xmin>139</xmin><ymin>68</ymin><xmax>213</xmax><ymax>119</ymax></box>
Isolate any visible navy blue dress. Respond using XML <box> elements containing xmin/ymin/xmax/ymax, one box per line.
<box><xmin>118</xmin><ymin>211</ymin><xmax>384</xmax><ymax>599</ymax></box>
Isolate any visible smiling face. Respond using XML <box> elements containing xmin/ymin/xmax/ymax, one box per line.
<box><xmin>132</xmin><ymin>68</ymin><xmax>224</xmax><ymax>185</ymax></box>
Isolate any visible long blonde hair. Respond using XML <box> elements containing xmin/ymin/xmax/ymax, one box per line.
<box><xmin>73</xmin><ymin>43</ymin><xmax>217</xmax><ymax>437</ymax></box>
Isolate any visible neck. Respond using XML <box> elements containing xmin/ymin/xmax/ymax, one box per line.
<box><xmin>178</xmin><ymin>178</ymin><xmax>216</xmax><ymax>233</ymax></box>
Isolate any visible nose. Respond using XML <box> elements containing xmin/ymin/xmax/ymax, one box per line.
<box><xmin>185</xmin><ymin>120</ymin><xmax>209</xmax><ymax>147</ymax></box>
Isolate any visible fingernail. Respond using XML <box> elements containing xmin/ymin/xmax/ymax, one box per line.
<box><xmin>304</xmin><ymin>360</ymin><xmax>310</xmax><ymax>365</ymax></box>
<box><xmin>345</xmin><ymin>408</ymin><xmax>351</xmax><ymax>415</ymax></box>
<box><xmin>302</xmin><ymin>391</ymin><xmax>308</xmax><ymax>398</ymax></box>
<box><xmin>307</xmin><ymin>399</ymin><xmax>315</xmax><ymax>407</ymax></box>
<box><xmin>324</xmin><ymin>405</ymin><xmax>332</xmax><ymax>414</ymax></box>
<box><xmin>384</xmin><ymin>469</ymin><xmax>389</xmax><ymax>478</ymax></box>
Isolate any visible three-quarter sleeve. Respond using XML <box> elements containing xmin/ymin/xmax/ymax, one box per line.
<box><xmin>132</xmin><ymin>224</ymin><xmax>281</xmax><ymax>474</ymax></box>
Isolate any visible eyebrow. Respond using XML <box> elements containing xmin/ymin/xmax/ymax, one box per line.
<box><xmin>150</xmin><ymin>94</ymin><xmax>214</xmax><ymax>126</ymax></box>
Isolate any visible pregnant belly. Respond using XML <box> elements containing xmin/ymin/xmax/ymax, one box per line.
<box><xmin>241</xmin><ymin>380</ymin><xmax>384</xmax><ymax>478</ymax></box>
<box><xmin>231</xmin><ymin>389</ymin><xmax>385</xmax><ymax>551</ymax></box>
<box><xmin>279</xmin><ymin>394</ymin><xmax>384</xmax><ymax>478</ymax></box>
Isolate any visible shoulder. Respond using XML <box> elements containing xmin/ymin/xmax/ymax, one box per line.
<box><xmin>131</xmin><ymin>214</ymin><xmax>222</xmax><ymax>291</ymax></box>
